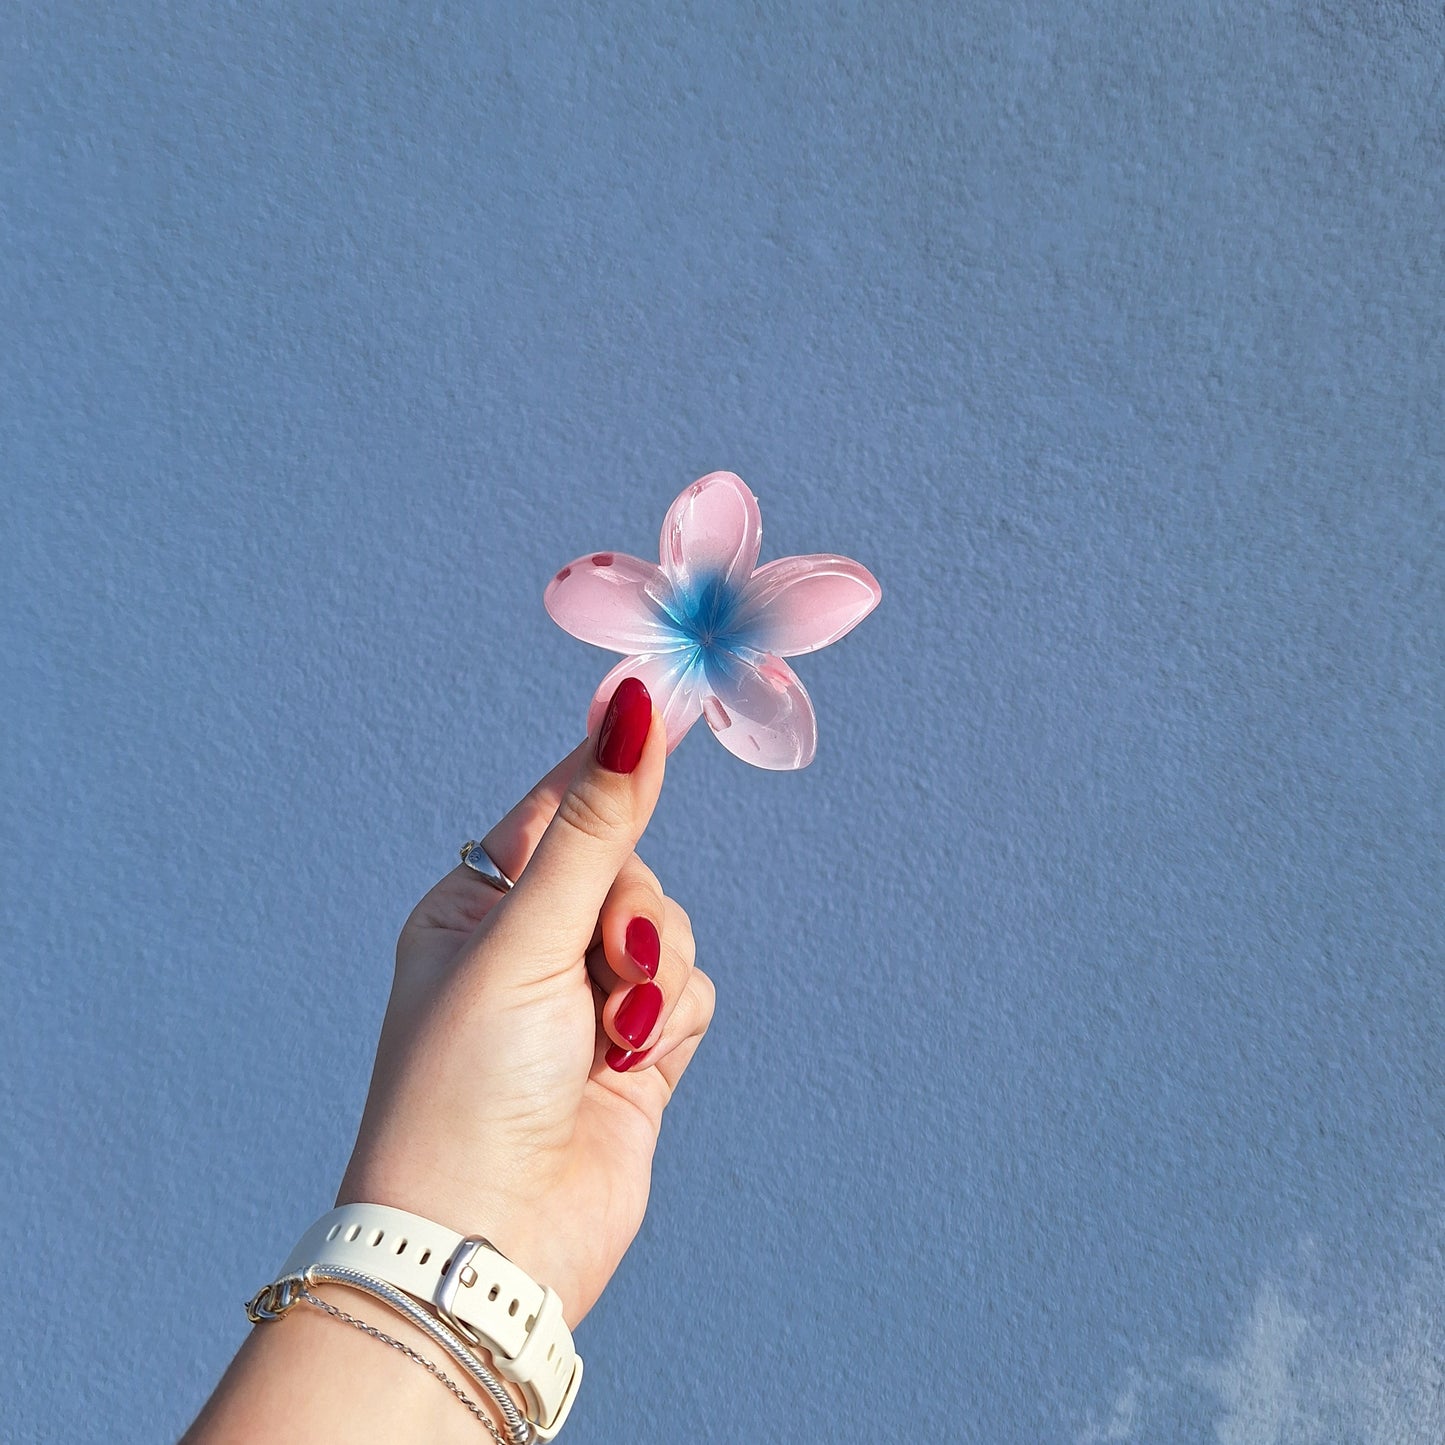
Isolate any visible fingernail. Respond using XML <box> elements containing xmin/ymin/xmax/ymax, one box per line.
<box><xmin>605</xmin><ymin>1044</ymin><xmax>645</xmax><ymax>1073</ymax></box>
<box><xmin>614</xmin><ymin>981</ymin><xmax>663</xmax><ymax>1049</ymax></box>
<box><xmin>625</xmin><ymin>916</ymin><xmax>661</xmax><ymax>979</ymax></box>
<box><xmin>596</xmin><ymin>677</ymin><xmax>652</xmax><ymax>774</ymax></box>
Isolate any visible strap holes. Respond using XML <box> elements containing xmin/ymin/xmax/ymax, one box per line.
<box><xmin>344</xmin><ymin>1225</ymin><xmax>361</xmax><ymax>1242</ymax></box>
<box><xmin>326</xmin><ymin>1225</ymin><xmax>341</xmax><ymax>1241</ymax></box>
<box><xmin>393</xmin><ymin>1237</ymin><xmax>408</xmax><ymax>1255</ymax></box>
<box><xmin>441</xmin><ymin>1257</ymin><xmax>453</xmax><ymax>1274</ymax></box>
<box><xmin>488</xmin><ymin>1284</ymin><xmax>500</xmax><ymax>1301</ymax></box>
<box><xmin>418</xmin><ymin>1249</ymin><xmax>431</xmax><ymax>1266</ymax></box>
<box><xmin>526</xmin><ymin>1315</ymin><xmax>536</xmax><ymax>1331</ymax></box>
<box><xmin>508</xmin><ymin>1299</ymin><xmax>519</xmax><ymax>1317</ymax></box>
<box><xmin>368</xmin><ymin>1230</ymin><xmax>384</xmax><ymax>1247</ymax></box>
<box><xmin>547</xmin><ymin>1343</ymin><xmax>555</xmax><ymax>1361</ymax></box>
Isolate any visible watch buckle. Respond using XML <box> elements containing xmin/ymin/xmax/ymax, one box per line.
<box><xmin>434</xmin><ymin>1235</ymin><xmax>503</xmax><ymax>1346</ymax></box>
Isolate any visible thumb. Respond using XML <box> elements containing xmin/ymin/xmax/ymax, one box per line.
<box><xmin>485</xmin><ymin>676</ymin><xmax>666</xmax><ymax>979</ymax></box>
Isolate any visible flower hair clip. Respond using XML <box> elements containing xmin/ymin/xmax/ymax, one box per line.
<box><xmin>544</xmin><ymin>471</ymin><xmax>882</xmax><ymax>769</ymax></box>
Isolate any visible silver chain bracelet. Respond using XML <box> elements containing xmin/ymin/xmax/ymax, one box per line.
<box><xmin>297</xmin><ymin>1285</ymin><xmax>509</xmax><ymax>1442</ymax></box>
<box><xmin>247</xmin><ymin>1266</ymin><xmax>533</xmax><ymax>1444</ymax></box>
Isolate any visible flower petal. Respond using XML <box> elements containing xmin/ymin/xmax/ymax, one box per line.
<box><xmin>700</xmin><ymin>648</ymin><xmax>818</xmax><ymax>770</ymax></box>
<box><xmin>658</xmin><ymin>472</ymin><xmax>763</xmax><ymax>598</ymax></box>
<box><xmin>586</xmin><ymin>650</ymin><xmax>706</xmax><ymax>754</ymax></box>
<box><xmin>544</xmin><ymin>553</ymin><xmax>683</xmax><ymax>653</ymax></box>
<box><xmin>734</xmin><ymin>554</ymin><xmax>882</xmax><ymax>657</ymax></box>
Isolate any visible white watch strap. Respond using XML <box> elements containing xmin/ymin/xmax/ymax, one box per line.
<box><xmin>279</xmin><ymin>1203</ymin><xmax>581</xmax><ymax>1440</ymax></box>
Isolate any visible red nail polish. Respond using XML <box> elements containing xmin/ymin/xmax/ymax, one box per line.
<box><xmin>614</xmin><ymin>981</ymin><xmax>663</xmax><ymax>1049</ymax></box>
<box><xmin>625</xmin><ymin>916</ymin><xmax>661</xmax><ymax>979</ymax></box>
<box><xmin>605</xmin><ymin>1044</ymin><xmax>645</xmax><ymax>1073</ymax></box>
<box><xmin>596</xmin><ymin>677</ymin><xmax>652</xmax><ymax>774</ymax></box>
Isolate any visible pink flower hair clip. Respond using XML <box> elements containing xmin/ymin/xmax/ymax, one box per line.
<box><xmin>544</xmin><ymin>471</ymin><xmax>882</xmax><ymax>769</ymax></box>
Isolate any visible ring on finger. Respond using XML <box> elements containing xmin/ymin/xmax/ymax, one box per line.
<box><xmin>459</xmin><ymin>840</ymin><xmax>515</xmax><ymax>894</ymax></box>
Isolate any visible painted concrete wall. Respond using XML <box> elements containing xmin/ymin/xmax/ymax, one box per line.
<box><xmin>4</xmin><ymin>4</ymin><xmax>1441</xmax><ymax>1440</ymax></box>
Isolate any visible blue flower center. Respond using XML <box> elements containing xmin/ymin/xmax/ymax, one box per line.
<box><xmin>662</xmin><ymin>570</ymin><xmax>754</xmax><ymax>664</ymax></box>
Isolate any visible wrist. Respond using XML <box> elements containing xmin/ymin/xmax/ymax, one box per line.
<box><xmin>280</xmin><ymin>1200</ymin><xmax>584</xmax><ymax>1439</ymax></box>
<box><xmin>185</xmin><ymin>1282</ymin><xmax>491</xmax><ymax>1445</ymax></box>
<box><xmin>334</xmin><ymin>1171</ymin><xmax>562</xmax><ymax>1322</ymax></box>
<box><xmin>299</xmin><ymin>1283</ymin><xmax>515</xmax><ymax>1441</ymax></box>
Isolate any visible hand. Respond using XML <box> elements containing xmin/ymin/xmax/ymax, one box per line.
<box><xmin>336</xmin><ymin>678</ymin><xmax>716</xmax><ymax>1326</ymax></box>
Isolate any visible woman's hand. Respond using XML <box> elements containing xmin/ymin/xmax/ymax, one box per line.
<box><xmin>336</xmin><ymin>678</ymin><xmax>715</xmax><ymax>1326</ymax></box>
<box><xmin>181</xmin><ymin>682</ymin><xmax>714</xmax><ymax>1443</ymax></box>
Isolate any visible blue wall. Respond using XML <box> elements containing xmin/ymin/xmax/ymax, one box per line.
<box><xmin>4</xmin><ymin>4</ymin><xmax>1441</xmax><ymax>1440</ymax></box>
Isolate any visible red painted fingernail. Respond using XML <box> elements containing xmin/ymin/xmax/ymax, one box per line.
<box><xmin>614</xmin><ymin>981</ymin><xmax>663</xmax><ymax>1049</ymax></box>
<box><xmin>625</xmin><ymin>916</ymin><xmax>661</xmax><ymax>979</ymax></box>
<box><xmin>605</xmin><ymin>1044</ymin><xmax>645</xmax><ymax>1072</ymax></box>
<box><xmin>596</xmin><ymin>677</ymin><xmax>652</xmax><ymax>774</ymax></box>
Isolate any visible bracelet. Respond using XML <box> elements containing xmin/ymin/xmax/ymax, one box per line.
<box><xmin>247</xmin><ymin>1266</ymin><xmax>532</xmax><ymax>1444</ymax></box>
<box><xmin>252</xmin><ymin>1274</ymin><xmax>521</xmax><ymax>1442</ymax></box>
<box><xmin>247</xmin><ymin>1204</ymin><xmax>582</xmax><ymax>1440</ymax></box>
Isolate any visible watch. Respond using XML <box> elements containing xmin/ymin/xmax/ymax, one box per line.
<box><xmin>278</xmin><ymin>1203</ymin><xmax>582</xmax><ymax>1440</ymax></box>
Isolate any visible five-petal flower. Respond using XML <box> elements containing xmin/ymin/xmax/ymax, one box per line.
<box><xmin>544</xmin><ymin>472</ymin><xmax>882</xmax><ymax>769</ymax></box>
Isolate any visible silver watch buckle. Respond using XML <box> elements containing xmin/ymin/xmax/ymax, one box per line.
<box><xmin>434</xmin><ymin>1235</ymin><xmax>506</xmax><ymax>1346</ymax></box>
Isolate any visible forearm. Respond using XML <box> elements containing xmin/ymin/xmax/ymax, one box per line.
<box><xmin>180</xmin><ymin>1282</ymin><xmax>524</xmax><ymax>1445</ymax></box>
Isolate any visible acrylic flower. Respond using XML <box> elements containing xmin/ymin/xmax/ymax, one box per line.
<box><xmin>544</xmin><ymin>471</ymin><xmax>882</xmax><ymax>769</ymax></box>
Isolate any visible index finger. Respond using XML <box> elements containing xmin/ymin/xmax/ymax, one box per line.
<box><xmin>475</xmin><ymin>737</ymin><xmax>592</xmax><ymax>886</ymax></box>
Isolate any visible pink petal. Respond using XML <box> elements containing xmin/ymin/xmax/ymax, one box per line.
<box><xmin>700</xmin><ymin>649</ymin><xmax>818</xmax><ymax>770</ymax></box>
<box><xmin>734</xmin><ymin>554</ymin><xmax>882</xmax><ymax>657</ymax></box>
<box><xmin>586</xmin><ymin>651</ymin><xmax>706</xmax><ymax>754</ymax></box>
<box><xmin>658</xmin><ymin>472</ymin><xmax>763</xmax><ymax>597</ymax></box>
<box><xmin>544</xmin><ymin>552</ymin><xmax>681</xmax><ymax>653</ymax></box>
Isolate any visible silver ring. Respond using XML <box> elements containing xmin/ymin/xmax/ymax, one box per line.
<box><xmin>459</xmin><ymin>840</ymin><xmax>515</xmax><ymax>893</ymax></box>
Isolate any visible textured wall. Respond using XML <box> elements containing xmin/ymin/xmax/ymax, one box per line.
<box><xmin>3</xmin><ymin>4</ymin><xmax>1441</xmax><ymax>1441</ymax></box>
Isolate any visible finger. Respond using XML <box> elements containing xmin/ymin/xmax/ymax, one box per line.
<box><xmin>653</xmin><ymin>965</ymin><xmax>714</xmax><ymax>1091</ymax></box>
<box><xmin>421</xmin><ymin>740</ymin><xmax>591</xmax><ymax>935</ymax></box>
<box><xmin>599</xmin><ymin>854</ymin><xmax>666</xmax><ymax>984</ymax></box>
<box><xmin>584</xmin><ymin>940</ymin><xmax>625</xmax><ymax>997</ymax></box>
<box><xmin>486</xmin><ymin>677</ymin><xmax>667</xmax><ymax>980</ymax></box>
<box><xmin>654</xmin><ymin>1029</ymin><xmax>705</xmax><ymax>1093</ymax></box>
<box><xmin>479</xmin><ymin>738</ymin><xmax>592</xmax><ymax>885</ymax></box>
<box><xmin>600</xmin><ymin>895</ymin><xmax>695</xmax><ymax>1056</ymax></box>
<box><xmin>602</xmin><ymin>965</ymin><xmax>715</xmax><ymax>1084</ymax></box>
